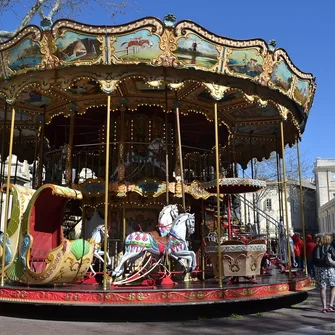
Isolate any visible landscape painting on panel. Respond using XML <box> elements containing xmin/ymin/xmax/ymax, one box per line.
<box><xmin>8</xmin><ymin>38</ymin><xmax>42</xmax><ymax>71</ymax></box>
<box><xmin>271</xmin><ymin>60</ymin><xmax>293</xmax><ymax>91</ymax></box>
<box><xmin>175</xmin><ymin>33</ymin><xmax>219</xmax><ymax>68</ymax></box>
<box><xmin>227</xmin><ymin>48</ymin><xmax>263</xmax><ymax>77</ymax></box>
<box><xmin>113</xmin><ymin>30</ymin><xmax>162</xmax><ymax>61</ymax></box>
<box><xmin>68</xmin><ymin>78</ymin><xmax>102</xmax><ymax>95</ymax></box>
<box><xmin>20</xmin><ymin>90</ymin><xmax>53</xmax><ymax>107</ymax></box>
<box><xmin>294</xmin><ymin>79</ymin><xmax>310</xmax><ymax>106</ymax></box>
<box><xmin>55</xmin><ymin>32</ymin><xmax>101</xmax><ymax>62</ymax></box>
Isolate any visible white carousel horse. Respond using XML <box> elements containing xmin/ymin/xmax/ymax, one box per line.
<box><xmin>87</xmin><ymin>205</ymin><xmax>178</xmax><ymax>276</ymax></box>
<box><xmin>156</xmin><ymin>204</ymin><xmax>179</xmax><ymax>237</ymax></box>
<box><xmin>88</xmin><ymin>225</ymin><xmax>111</xmax><ymax>276</ymax></box>
<box><xmin>112</xmin><ymin>212</ymin><xmax>196</xmax><ymax>278</ymax></box>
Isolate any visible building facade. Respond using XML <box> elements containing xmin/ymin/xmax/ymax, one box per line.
<box><xmin>314</xmin><ymin>158</ymin><xmax>335</xmax><ymax>232</ymax></box>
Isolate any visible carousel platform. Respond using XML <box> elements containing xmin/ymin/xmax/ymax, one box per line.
<box><xmin>0</xmin><ymin>269</ymin><xmax>313</xmax><ymax>308</ymax></box>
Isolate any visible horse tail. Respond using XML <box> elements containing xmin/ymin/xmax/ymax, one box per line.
<box><xmin>121</xmin><ymin>42</ymin><xmax>128</xmax><ymax>47</ymax></box>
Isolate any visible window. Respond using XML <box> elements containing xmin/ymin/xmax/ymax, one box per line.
<box><xmin>264</xmin><ymin>199</ymin><xmax>272</xmax><ymax>211</ymax></box>
<box><xmin>332</xmin><ymin>173</ymin><xmax>335</xmax><ymax>180</ymax></box>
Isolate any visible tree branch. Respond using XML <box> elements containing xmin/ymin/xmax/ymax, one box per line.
<box><xmin>46</xmin><ymin>0</ymin><xmax>61</xmax><ymax>20</ymax></box>
<box><xmin>17</xmin><ymin>0</ymin><xmax>47</xmax><ymax>31</ymax></box>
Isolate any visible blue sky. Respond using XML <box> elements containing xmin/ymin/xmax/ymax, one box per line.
<box><xmin>1</xmin><ymin>0</ymin><xmax>333</xmax><ymax>174</ymax></box>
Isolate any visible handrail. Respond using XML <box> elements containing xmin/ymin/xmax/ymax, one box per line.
<box><xmin>236</xmin><ymin>194</ymin><xmax>280</xmax><ymax>228</ymax></box>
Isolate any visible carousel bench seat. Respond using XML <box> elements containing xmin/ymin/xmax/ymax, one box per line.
<box><xmin>206</xmin><ymin>239</ymin><xmax>266</xmax><ymax>278</ymax></box>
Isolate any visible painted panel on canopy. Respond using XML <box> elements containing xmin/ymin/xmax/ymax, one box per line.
<box><xmin>175</xmin><ymin>33</ymin><xmax>219</xmax><ymax>69</ymax></box>
<box><xmin>230</xmin><ymin>104</ymin><xmax>279</xmax><ymax>119</ymax></box>
<box><xmin>7</xmin><ymin>38</ymin><xmax>42</xmax><ymax>72</ymax></box>
<box><xmin>236</xmin><ymin>124</ymin><xmax>278</xmax><ymax>136</ymax></box>
<box><xmin>294</xmin><ymin>79</ymin><xmax>310</xmax><ymax>107</ymax></box>
<box><xmin>199</xmin><ymin>91</ymin><xmax>244</xmax><ymax>103</ymax></box>
<box><xmin>55</xmin><ymin>32</ymin><xmax>102</xmax><ymax>63</ymax></box>
<box><xmin>0</xmin><ymin>110</ymin><xmax>33</xmax><ymax>121</ymax></box>
<box><xmin>112</xmin><ymin>29</ymin><xmax>163</xmax><ymax>61</ymax></box>
<box><xmin>20</xmin><ymin>90</ymin><xmax>53</xmax><ymax>107</ymax></box>
<box><xmin>68</xmin><ymin>78</ymin><xmax>102</xmax><ymax>96</ymax></box>
<box><xmin>227</xmin><ymin>48</ymin><xmax>264</xmax><ymax>78</ymax></box>
<box><xmin>271</xmin><ymin>60</ymin><xmax>293</xmax><ymax>92</ymax></box>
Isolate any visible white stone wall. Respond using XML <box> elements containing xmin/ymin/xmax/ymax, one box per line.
<box><xmin>314</xmin><ymin>158</ymin><xmax>335</xmax><ymax>232</ymax></box>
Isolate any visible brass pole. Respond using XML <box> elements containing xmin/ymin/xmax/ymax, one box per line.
<box><xmin>297</xmin><ymin>137</ymin><xmax>308</xmax><ymax>276</ymax></box>
<box><xmin>0</xmin><ymin>103</ymin><xmax>8</xmax><ymax>228</ymax></box>
<box><xmin>103</xmin><ymin>96</ymin><xmax>111</xmax><ymax>291</ymax></box>
<box><xmin>165</xmin><ymin>85</ymin><xmax>169</xmax><ymax>205</ymax></box>
<box><xmin>122</xmin><ymin>199</ymin><xmax>126</xmax><ymax>241</ymax></box>
<box><xmin>37</xmin><ymin>107</ymin><xmax>46</xmax><ymax>188</ymax></box>
<box><xmin>243</xmin><ymin>169</ymin><xmax>247</xmax><ymax>231</ymax></box>
<box><xmin>66</xmin><ymin>111</ymin><xmax>75</xmax><ymax>186</ymax></box>
<box><xmin>214</xmin><ymin>102</ymin><xmax>223</xmax><ymax>287</ymax></box>
<box><xmin>201</xmin><ymin>199</ymin><xmax>206</xmax><ymax>281</ymax></box>
<box><xmin>280</xmin><ymin>121</ymin><xmax>292</xmax><ymax>279</ymax></box>
<box><xmin>175</xmin><ymin>107</ymin><xmax>186</xmax><ymax>211</ymax></box>
<box><xmin>1</xmin><ymin>106</ymin><xmax>16</xmax><ymax>287</ymax></box>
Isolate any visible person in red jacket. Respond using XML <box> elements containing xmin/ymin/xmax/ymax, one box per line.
<box><xmin>292</xmin><ymin>233</ymin><xmax>304</xmax><ymax>268</ymax></box>
<box><xmin>306</xmin><ymin>234</ymin><xmax>316</xmax><ymax>277</ymax></box>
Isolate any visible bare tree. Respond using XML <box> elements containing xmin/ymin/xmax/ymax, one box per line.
<box><xmin>242</xmin><ymin>147</ymin><xmax>313</xmax><ymax>233</ymax></box>
<box><xmin>0</xmin><ymin>0</ymin><xmax>135</xmax><ymax>39</ymax></box>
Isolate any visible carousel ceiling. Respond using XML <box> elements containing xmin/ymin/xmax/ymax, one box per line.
<box><xmin>0</xmin><ymin>14</ymin><xmax>316</xmax><ymax>167</ymax></box>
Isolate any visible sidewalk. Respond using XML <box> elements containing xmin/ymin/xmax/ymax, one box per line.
<box><xmin>0</xmin><ymin>288</ymin><xmax>334</xmax><ymax>335</ymax></box>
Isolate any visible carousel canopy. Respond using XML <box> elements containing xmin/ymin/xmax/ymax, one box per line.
<box><xmin>0</xmin><ymin>14</ymin><xmax>315</xmax><ymax>168</ymax></box>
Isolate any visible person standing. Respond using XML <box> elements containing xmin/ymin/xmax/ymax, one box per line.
<box><xmin>313</xmin><ymin>234</ymin><xmax>335</xmax><ymax>313</ymax></box>
<box><xmin>306</xmin><ymin>234</ymin><xmax>316</xmax><ymax>278</ymax></box>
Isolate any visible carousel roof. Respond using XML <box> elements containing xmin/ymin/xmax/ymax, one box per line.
<box><xmin>0</xmin><ymin>14</ymin><xmax>316</xmax><ymax>167</ymax></box>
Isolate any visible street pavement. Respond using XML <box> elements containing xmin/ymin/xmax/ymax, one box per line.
<box><xmin>0</xmin><ymin>288</ymin><xmax>335</xmax><ymax>334</ymax></box>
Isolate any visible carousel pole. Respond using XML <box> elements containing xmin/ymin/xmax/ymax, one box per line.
<box><xmin>214</xmin><ymin>102</ymin><xmax>223</xmax><ymax>288</ymax></box>
<box><xmin>0</xmin><ymin>103</ymin><xmax>8</xmax><ymax>227</ymax></box>
<box><xmin>1</xmin><ymin>106</ymin><xmax>16</xmax><ymax>287</ymax></box>
<box><xmin>103</xmin><ymin>95</ymin><xmax>111</xmax><ymax>291</ymax></box>
<box><xmin>66</xmin><ymin>110</ymin><xmax>75</xmax><ymax>186</ymax></box>
<box><xmin>175</xmin><ymin>107</ymin><xmax>186</xmax><ymax>211</ymax></box>
<box><xmin>165</xmin><ymin>85</ymin><xmax>169</xmax><ymax>205</ymax></box>
<box><xmin>242</xmin><ymin>169</ymin><xmax>247</xmax><ymax>231</ymax></box>
<box><xmin>296</xmin><ymin>136</ymin><xmax>308</xmax><ymax>276</ymax></box>
<box><xmin>280</xmin><ymin>120</ymin><xmax>292</xmax><ymax>279</ymax></box>
<box><xmin>37</xmin><ymin>107</ymin><xmax>46</xmax><ymax>187</ymax></box>
<box><xmin>201</xmin><ymin>199</ymin><xmax>206</xmax><ymax>281</ymax></box>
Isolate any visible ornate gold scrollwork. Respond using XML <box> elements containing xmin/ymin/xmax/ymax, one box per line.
<box><xmin>153</xmin><ymin>29</ymin><xmax>181</xmax><ymax>67</ymax></box>
<box><xmin>38</xmin><ymin>32</ymin><xmax>61</xmax><ymax>70</ymax></box>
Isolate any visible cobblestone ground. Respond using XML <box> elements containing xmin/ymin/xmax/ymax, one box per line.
<box><xmin>0</xmin><ymin>289</ymin><xmax>334</xmax><ymax>335</ymax></box>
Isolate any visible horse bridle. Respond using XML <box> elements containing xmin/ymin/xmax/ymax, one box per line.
<box><xmin>157</xmin><ymin>205</ymin><xmax>177</xmax><ymax>229</ymax></box>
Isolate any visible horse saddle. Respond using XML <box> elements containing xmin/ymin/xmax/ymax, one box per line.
<box><xmin>149</xmin><ymin>231</ymin><xmax>169</xmax><ymax>253</ymax></box>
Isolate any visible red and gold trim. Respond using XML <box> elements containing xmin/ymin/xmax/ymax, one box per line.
<box><xmin>0</xmin><ymin>277</ymin><xmax>312</xmax><ymax>306</ymax></box>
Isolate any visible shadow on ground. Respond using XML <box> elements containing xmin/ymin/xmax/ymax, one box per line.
<box><xmin>0</xmin><ymin>291</ymin><xmax>308</xmax><ymax>322</ymax></box>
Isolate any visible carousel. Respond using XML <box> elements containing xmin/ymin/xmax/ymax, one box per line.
<box><xmin>0</xmin><ymin>14</ymin><xmax>315</xmax><ymax>309</ymax></box>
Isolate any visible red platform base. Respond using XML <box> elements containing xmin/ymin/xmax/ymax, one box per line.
<box><xmin>0</xmin><ymin>271</ymin><xmax>313</xmax><ymax>307</ymax></box>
